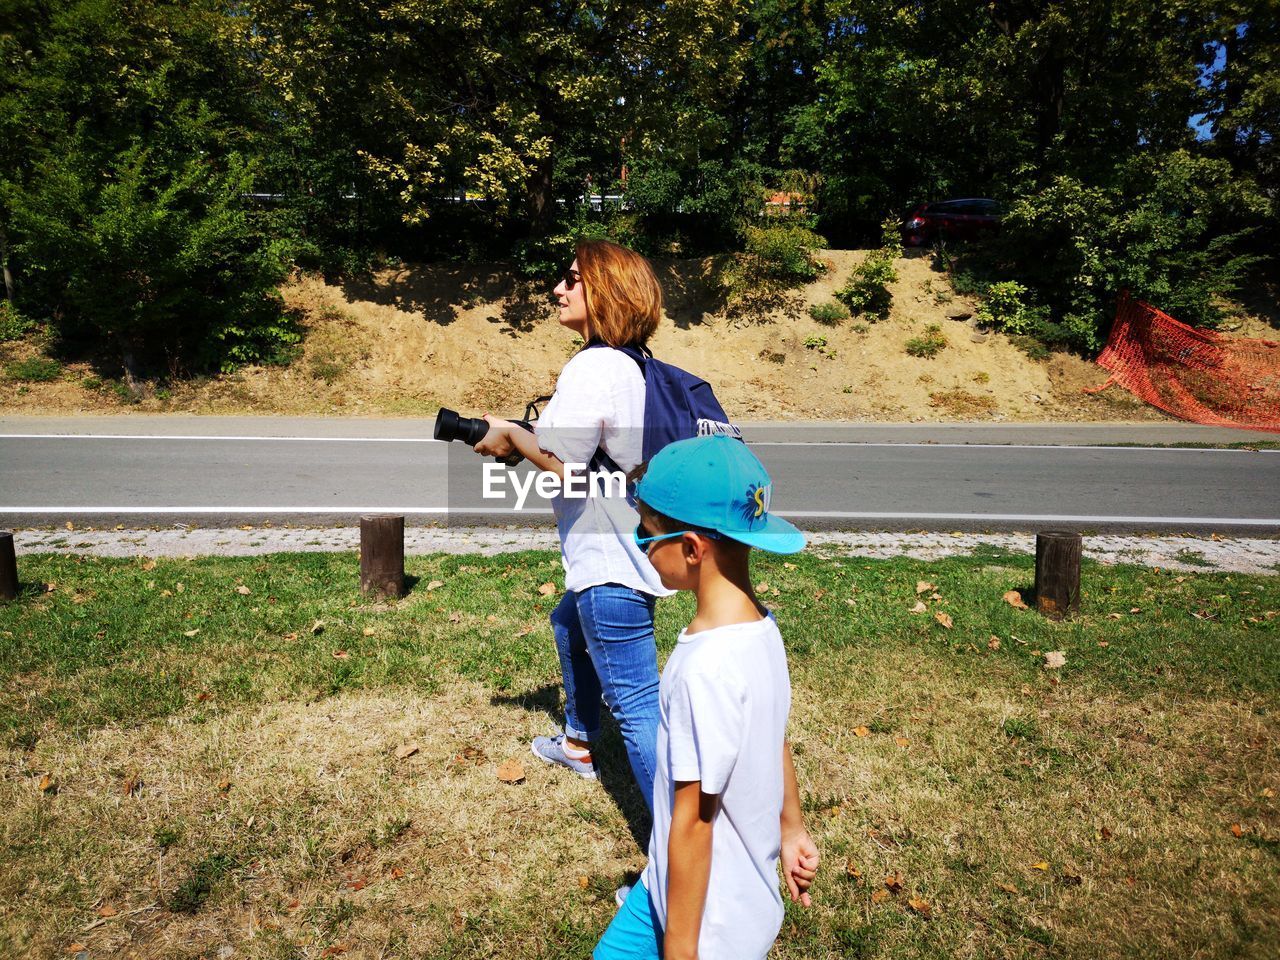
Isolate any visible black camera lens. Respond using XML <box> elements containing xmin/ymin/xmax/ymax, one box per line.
<box><xmin>434</xmin><ymin>407</ymin><xmax>490</xmax><ymax>446</ymax></box>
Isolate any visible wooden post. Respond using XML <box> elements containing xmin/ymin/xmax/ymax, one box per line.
<box><xmin>0</xmin><ymin>531</ymin><xmax>17</xmax><ymax>602</ymax></box>
<box><xmin>360</xmin><ymin>515</ymin><xmax>406</xmax><ymax>598</ymax></box>
<box><xmin>1035</xmin><ymin>530</ymin><xmax>1081</xmax><ymax>619</ymax></box>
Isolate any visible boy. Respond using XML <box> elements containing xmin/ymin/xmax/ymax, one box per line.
<box><xmin>594</xmin><ymin>434</ymin><xmax>820</xmax><ymax>960</ymax></box>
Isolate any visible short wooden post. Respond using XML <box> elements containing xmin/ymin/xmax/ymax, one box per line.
<box><xmin>1035</xmin><ymin>530</ymin><xmax>1081</xmax><ymax>619</ymax></box>
<box><xmin>0</xmin><ymin>531</ymin><xmax>17</xmax><ymax>602</ymax></box>
<box><xmin>360</xmin><ymin>515</ymin><xmax>406</xmax><ymax>598</ymax></box>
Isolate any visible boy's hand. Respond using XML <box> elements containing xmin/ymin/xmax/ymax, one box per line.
<box><xmin>781</xmin><ymin>828</ymin><xmax>819</xmax><ymax>906</ymax></box>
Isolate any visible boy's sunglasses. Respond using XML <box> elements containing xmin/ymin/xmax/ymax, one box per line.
<box><xmin>561</xmin><ymin>268</ymin><xmax>582</xmax><ymax>291</ymax></box>
<box><xmin>633</xmin><ymin>523</ymin><xmax>721</xmax><ymax>552</ymax></box>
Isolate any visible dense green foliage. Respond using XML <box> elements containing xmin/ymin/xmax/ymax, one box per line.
<box><xmin>0</xmin><ymin>1</ymin><xmax>1274</xmax><ymax>374</ymax></box>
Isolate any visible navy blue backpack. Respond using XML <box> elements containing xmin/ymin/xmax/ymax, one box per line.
<box><xmin>590</xmin><ymin>341</ymin><xmax>741</xmax><ymax>463</ymax></box>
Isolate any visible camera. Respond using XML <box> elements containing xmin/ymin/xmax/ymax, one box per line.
<box><xmin>434</xmin><ymin>407</ymin><xmax>535</xmax><ymax>466</ymax></box>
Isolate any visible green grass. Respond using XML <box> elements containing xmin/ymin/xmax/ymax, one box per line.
<box><xmin>4</xmin><ymin>356</ymin><xmax>63</xmax><ymax>382</ymax></box>
<box><xmin>904</xmin><ymin>324</ymin><xmax>948</xmax><ymax>359</ymax></box>
<box><xmin>1</xmin><ymin>550</ymin><xmax>1277</xmax><ymax>958</ymax></box>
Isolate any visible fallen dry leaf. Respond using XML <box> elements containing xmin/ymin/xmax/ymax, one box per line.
<box><xmin>486</xmin><ymin>614</ymin><xmax>498</xmax><ymax>623</ymax></box>
<box><xmin>142</xmin><ymin>560</ymin><xmax>156</xmax><ymax>571</ymax></box>
<box><xmin>1043</xmin><ymin>651</ymin><xmax>1067</xmax><ymax>669</ymax></box>
<box><xmin>934</xmin><ymin>612</ymin><xmax>953</xmax><ymax>629</ymax></box>
<box><xmin>235</xmin><ymin>585</ymin><xmax>251</xmax><ymax>595</ymax></box>
<box><xmin>38</xmin><ymin>774</ymin><xmax>55</xmax><ymax>794</ymax></box>
<box><xmin>784</xmin><ymin>562</ymin><xmax>797</xmax><ymax>570</ymax></box>
<box><xmin>1262</xmin><ymin>788</ymin><xmax>1275</xmax><ymax>800</ymax></box>
<box><xmin>884</xmin><ymin>873</ymin><xmax>904</xmax><ymax>894</ymax></box>
<box><xmin>578</xmin><ymin>876</ymin><xmax>589</xmax><ymax>889</ymax></box>
<box><xmin>854</xmin><ymin>726</ymin><xmax>870</xmax><ymax>738</ymax></box>
<box><xmin>331</xmin><ymin>650</ymin><xmax>350</xmax><ymax>660</ymax></box>
<box><xmin>96</xmin><ymin>905</ymin><xmax>118</xmax><ymax>918</ymax></box>
<box><xmin>894</xmin><ymin>736</ymin><xmax>910</xmax><ymax>748</ymax></box>
<box><xmin>283</xmin><ymin>632</ymin><xmax>298</xmax><ymax>641</ymax></box>
<box><xmin>183</xmin><ymin>628</ymin><xmax>200</xmax><ymax>638</ymax></box>
<box><xmin>448</xmin><ymin>612</ymin><xmax>462</xmax><ymax>624</ymax></box>
<box><xmin>907</xmin><ymin>897</ymin><xmax>932</xmax><ymax>918</ymax></box>
<box><xmin>988</xmin><ymin>636</ymin><xmax>1001</xmax><ymax>650</ymax></box>
<box><xmin>64</xmin><ymin>945</ymin><xmax>86</xmax><ymax>955</ymax></box>
<box><xmin>1100</xmin><ymin>826</ymin><xmax>1114</xmax><ymax>841</ymax></box>
<box><xmin>916</xmin><ymin>581</ymin><xmax>935</xmax><ymax>595</ymax></box>
<box><xmin>426</xmin><ymin>580</ymin><xmax>444</xmax><ymax>591</ymax></box>
<box><xmin>537</xmin><ymin>582</ymin><xmax>556</xmax><ymax>596</ymax></box>
<box><xmin>1003</xmin><ymin>590</ymin><xmax>1029</xmax><ymax>610</ymax></box>
<box><xmin>1030</xmin><ymin>861</ymin><xmax>1049</xmax><ymax>872</ymax></box>
<box><xmin>1230</xmin><ymin>823</ymin><xmax>1243</xmax><ymax>838</ymax></box>
<box><xmin>218</xmin><ymin>779</ymin><xmax>232</xmax><ymax>794</ymax></box>
<box><xmin>362</xmin><ymin>626</ymin><xmax>376</xmax><ymax>636</ymax></box>
<box><xmin>121</xmin><ymin>776</ymin><xmax>142</xmax><ymax>797</ymax></box>
<box><xmin>515</xmin><ymin>624</ymin><xmax>534</xmax><ymax>637</ymax></box>
<box><xmin>910</xmin><ymin>600</ymin><xmax>928</xmax><ymax>614</ymax></box>
<box><xmin>388</xmin><ymin>866</ymin><xmax>405</xmax><ymax>880</ymax></box>
<box><xmin>320</xmin><ymin>946</ymin><xmax>349</xmax><ymax>958</ymax></box>
<box><xmin>996</xmin><ymin>881</ymin><xmax>1018</xmax><ymax>894</ymax></box>
<box><xmin>310</xmin><ymin>620</ymin><xmax>325</xmax><ymax>635</ymax></box>
<box><xmin>756</xmin><ymin>582</ymin><xmax>770</xmax><ymax>593</ymax></box>
<box><xmin>345</xmin><ymin>877</ymin><xmax>368</xmax><ymax>891</ymax></box>
<box><xmin>394</xmin><ymin>743</ymin><xmax>420</xmax><ymax>760</ymax></box>
<box><xmin>845</xmin><ymin>861</ymin><xmax>863</xmax><ymax>882</ymax></box>
<box><xmin>870</xmin><ymin>889</ymin><xmax>890</xmax><ymax>905</ymax></box>
<box><xmin>497</xmin><ymin>759</ymin><xmax>526</xmax><ymax>784</ymax></box>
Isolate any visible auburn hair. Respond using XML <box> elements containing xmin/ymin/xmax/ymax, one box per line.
<box><xmin>574</xmin><ymin>240</ymin><xmax>663</xmax><ymax>347</ymax></box>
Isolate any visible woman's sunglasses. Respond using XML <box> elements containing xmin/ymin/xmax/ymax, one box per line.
<box><xmin>561</xmin><ymin>268</ymin><xmax>582</xmax><ymax>291</ymax></box>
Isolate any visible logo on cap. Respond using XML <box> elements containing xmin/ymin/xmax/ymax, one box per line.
<box><xmin>743</xmin><ymin>481</ymin><xmax>772</xmax><ymax>525</ymax></box>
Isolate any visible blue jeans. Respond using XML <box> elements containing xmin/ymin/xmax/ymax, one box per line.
<box><xmin>551</xmin><ymin>584</ymin><xmax>659</xmax><ymax>812</ymax></box>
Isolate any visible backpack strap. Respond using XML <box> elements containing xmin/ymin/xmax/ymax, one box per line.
<box><xmin>582</xmin><ymin>340</ymin><xmax>648</xmax><ymax>478</ymax></box>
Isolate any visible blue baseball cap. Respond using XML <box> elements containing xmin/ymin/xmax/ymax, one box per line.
<box><xmin>634</xmin><ymin>435</ymin><xmax>806</xmax><ymax>554</ymax></box>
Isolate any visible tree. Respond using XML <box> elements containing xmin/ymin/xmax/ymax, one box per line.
<box><xmin>2</xmin><ymin>0</ymin><xmax>293</xmax><ymax>381</ymax></box>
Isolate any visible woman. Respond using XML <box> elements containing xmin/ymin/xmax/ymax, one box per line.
<box><xmin>474</xmin><ymin>240</ymin><xmax>669</xmax><ymax>812</ymax></box>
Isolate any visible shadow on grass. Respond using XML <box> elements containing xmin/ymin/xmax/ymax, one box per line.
<box><xmin>492</xmin><ymin>682</ymin><xmax>651</xmax><ymax>849</ymax></box>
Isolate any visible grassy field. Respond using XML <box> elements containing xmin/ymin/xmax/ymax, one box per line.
<box><xmin>1</xmin><ymin>547</ymin><xmax>1277</xmax><ymax>959</ymax></box>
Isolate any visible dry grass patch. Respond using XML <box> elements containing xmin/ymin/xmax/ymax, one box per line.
<box><xmin>2</xmin><ymin>682</ymin><xmax>640</xmax><ymax>959</ymax></box>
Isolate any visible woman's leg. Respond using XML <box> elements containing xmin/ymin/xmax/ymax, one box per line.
<box><xmin>576</xmin><ymin>585</ymin><xmax>660</xmax><ymax>812</ymax></box>
<box><xmin>550</xmin><ymin>589</ymin><xmax>602</xmax><ymax>744</ymax></box>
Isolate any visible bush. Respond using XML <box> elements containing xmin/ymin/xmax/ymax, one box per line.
<box><xmin>905</xmin><ymin>324</ymin><xmax>947</xmax><ymax>358</ymax></box>
<box><xmin>10</xmin><ymin>144</ymin><xmax>296</xmax><ymax>375</ymax></box>
<box><xmin>5</xmin><ymin>356</ymin><xmax>63</xmax><ymax>382</ymax></box>
<box><xmin>808</xmin><ymin>300</ymin><xmax>849</xmax><ymax>324</ymax></box>
<box><xmin>836</xmin><ymin>249</ymin><xmax>896</xmax><ymax>318</ymax></box>
<box><xmin>0</xmin><ymin>301</ymin><xmax>34</xmax><ymax>342</ymax></box>
<box><xmin>976</xmin><ymin>280</ymin><xmax>1050</xmax><ymax>336</ymax></box>
<box><xmin>718</xmin><ymin>222</ymin><xmax>827</xmax><ymax>303</ymax></box>
<box><xmin>966</xmin><ymin>151</ymin><xmax>1268</xmax><ymax>353</ymax></box>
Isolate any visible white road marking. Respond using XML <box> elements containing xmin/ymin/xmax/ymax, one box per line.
<box><xmin>0</xmin><ymin>434</ymin><xmax>445</xmax><ymax>443</ymax></box>
<box><xmin>1</xmin><ymin>507</ymin><xmax>1275</xmax><ymax>527</ymax></box>
<box><xmin>0</xmin><ymin>434</ymin><xmax>1275</xmax><ymax>453</ymax></box>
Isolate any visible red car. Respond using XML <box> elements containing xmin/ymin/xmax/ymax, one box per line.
<box><xmin>901</xmin><ymin>198</ymin><xmax>1002</xmax><ymax>246</ymax></box>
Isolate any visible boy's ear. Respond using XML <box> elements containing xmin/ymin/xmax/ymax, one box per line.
<box><xmin>681</xmin><ymin>532</ymin><xmax>707</xmax><ymax>565</ymax></box>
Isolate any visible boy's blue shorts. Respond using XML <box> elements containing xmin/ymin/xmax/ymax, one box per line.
<box><xmin>594</xmin><ymin>880</ymin><xmax>663</xmax><ymax>960</ymax></box>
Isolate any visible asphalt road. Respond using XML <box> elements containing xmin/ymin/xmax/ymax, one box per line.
<box><xmin>1</xmin><ymin>417</ymin><xmax>1277</xmax><ymax>533</ymax></box>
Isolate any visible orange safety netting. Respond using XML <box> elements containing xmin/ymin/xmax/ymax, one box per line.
<box><xmin>1086</xmin><ymin>292</ymin><xmax>1280</xmax><ymax>433</ymax></box>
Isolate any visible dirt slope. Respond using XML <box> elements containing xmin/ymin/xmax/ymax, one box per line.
<box><xmin>0</xmin><ymin>251</ymin><xmax>1170</xmax><ymax>422</ymax></box>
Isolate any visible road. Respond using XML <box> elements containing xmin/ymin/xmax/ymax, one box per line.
<box><xmin>1</xmin><ymin>416</ymin><xmax>1277</xmax><ymax>533</ymax></box>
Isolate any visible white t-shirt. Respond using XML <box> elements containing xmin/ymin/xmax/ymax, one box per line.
<box><xmin>641</xmin><ymin>615</ymin><xmax>791</xmax><ymax>960</ymax></box>
<box><xmin>535</xmin><ymin>347</ymin><xmax>670</xmax><ymax>596</ymax></box>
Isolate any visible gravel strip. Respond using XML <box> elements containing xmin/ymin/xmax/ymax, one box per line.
<box><xmin>9</xmin><ymin>527</ymin><xmax>1279</xmax><ymax>574</ymax></box>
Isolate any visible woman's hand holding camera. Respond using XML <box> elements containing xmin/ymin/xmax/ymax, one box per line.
<box><xmin>473</xmin><ymin>415</ymin><xmax>518</xmax><ymax>459</ymax></box>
